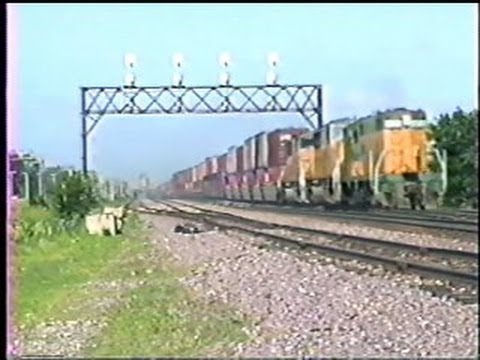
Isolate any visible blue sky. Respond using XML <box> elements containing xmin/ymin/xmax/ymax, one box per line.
<box><xmin>14</xmin><ymin>4</ymin><xmax>477</xmax><ymax>182</ymax></box>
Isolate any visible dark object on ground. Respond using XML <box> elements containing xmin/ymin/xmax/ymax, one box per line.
<box><xmin>174</xmin><ymin>223</ymin><xmax>202</xmax><ymax>234</ymax></box>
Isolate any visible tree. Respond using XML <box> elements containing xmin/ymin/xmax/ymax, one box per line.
<box><xmin>51</xmin><ymin>171</ymin><xmax>101</xmax><ymax>219</ymax></box>
<box><xmin>429</xmin><ymin>108</ymin><xmax>478</xmax><ymax>207</ymax></box>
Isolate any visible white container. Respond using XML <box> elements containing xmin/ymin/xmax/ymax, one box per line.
<box><xmin>243</xmin><ymin>142</ymin><xmax>250</xmax><ymax>171</ymax></box>
<box><xmin>211</xmin><ymin>156</ymin><xmax>219</xmax><ymax>174</ymax></box>
<box><xmin>255</xmin><ymin>132</ymin><xmax>268</xmax><ymax>168</ymax></box>
<box><xmin>226</xmin><ymin>146</ymin><xmax>237</xmax><ymax>174</ymax></box>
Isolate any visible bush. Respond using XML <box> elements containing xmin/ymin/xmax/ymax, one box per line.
<box><xmin>16</xmin><ymin>205</ymin><xmax>61</xmax><ymax>246</ymax></box>
<box><xmin>50</xmin><ymin>171</ymin><xmax>101</xmax><ymax>219</ymax></box>
<box><xmin>16</xmin><ymin>208</ymin><xmax>84</xmax><ymax>247</ymax></box>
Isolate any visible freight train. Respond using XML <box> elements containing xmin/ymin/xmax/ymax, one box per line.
<box><xmin>167</xmin><ymin>108</ymin><xmax>446</xmax><ymax>209</ymax></box>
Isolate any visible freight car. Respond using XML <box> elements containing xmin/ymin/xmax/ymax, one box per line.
<box><xmin>168</xmin><ymin>108</ymin><xmax>445</xmax><ymax>209</ymax></box>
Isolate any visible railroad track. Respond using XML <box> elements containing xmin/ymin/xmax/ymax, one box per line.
<box><xmin>186</xmin><ymin>198</ymin><xmax>478</xmax><ymax>235</ymax></box>
<box><xmin>354</xmin><ymin>209</ymin><xmax>478</xmax><ymax>224</ymax></box>
<box><xmin>272</xmin><ymin>207</ymin><xmax>479</xmax><ymax>232</ymax></box>
<box><xmin>137</xmin><ymin>200</ymin><xmax>478</xmax><ymax>301</ymax></box>
<box><xmin>374</xmin><ymin>207</ymin><xmax>478</xmax><ymax>221</ymax></box>
<box><xmin>175</xmin><ymin>196</ymin><xmax>479</xmax><ymax>217</ymax></box>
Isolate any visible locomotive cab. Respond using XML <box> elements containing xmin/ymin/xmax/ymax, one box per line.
<box><xmin>341</xmin><ymin>108</ymin><xmax>443</xmax><ymax>209</ymax></box>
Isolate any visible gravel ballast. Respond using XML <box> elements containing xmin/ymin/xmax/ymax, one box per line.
<box><xmin>145</xmin><ymin>213</ymin><xmax>479</xmax><ymax>358</ymax></box>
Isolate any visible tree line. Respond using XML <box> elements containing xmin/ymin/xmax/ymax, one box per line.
<box><xmin>429</xmin><ymin>108</ymin><xmax>478</xmax><ymax>208</ymax></box>
<box><xmin>8</xmin><ymin>155</ymin><xmax>132</xmax><ymax>219</ymax></box>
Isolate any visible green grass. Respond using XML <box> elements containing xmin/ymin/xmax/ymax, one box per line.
<box><xmin>16</xmin><ymin>205</ymin><xmax>143</xmax><ymax>329</ymax></box>
<box><xmin>16</xmin><ymin>205</ymin><xmax>251</xmax><ymax>356</ymax></box>
<box><xmin>89</xmin><ymin>267</ymin><xmax>250</xmax><ymax>357</ymax></box>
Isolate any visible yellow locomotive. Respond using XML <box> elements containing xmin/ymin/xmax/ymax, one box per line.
<box><xmin>279</xmin><ymin>108</ymin><xmax>445</xmax><ymax>209</ymax></box>
<box><xmin>279</xmin><ymin>131</ymin><xmax>316</xmax><ymax>203</ymax></box>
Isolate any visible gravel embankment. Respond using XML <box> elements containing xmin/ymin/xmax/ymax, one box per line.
<box><xmin>19</xmin><ymin>319</ymin><xmax>108</xmax><ymax>356</ymax></box>
<box><xmin>145</xmin><ymin>213</ymin><xmax>479</xmax><ymax>358</ymax></box>
<box><xmin>176</xmin><ymin>200</ymin><xmax>478</xmax><ymax>253</ymax></box>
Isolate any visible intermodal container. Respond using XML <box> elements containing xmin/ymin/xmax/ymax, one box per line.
<box><xmin>211</xmin><ymin>156</ymin><xmax>219</xmax><ymax>174</ymax></box>
<box><xmin>255</xmin><ymin>131</ymin><xmax>268</xmax><ymax>169</ymax></box>
<box><xmin>191</xmin><ymin>165</ymin><xmax>198</xmax><ymax>183</ymax></box>
<box><xmin>268</xmin><ymin>128</ymin><xmax>308</xmax><ymax>167</ymax></box>
<box><xmin>218</xmin><ymin>153</ymin><xmax>228</xmax><ymax>173</ymax></box>
<box><xmin>243</xmin><ymin>136</ymin><xmax>256</xmax><ymax>170</ymax></box>
<box><xmin>236</xmin><ymin>145</ymin><xmax>244</xmax><ymax>173</ymax></box>
<box><xmin>197</xmin><ymin>161</ymin><xmax>207</xmax><ymax>180</ymax></box>
<box><xmin>205</xmin><ymin>157</ymin><xmax>213</xmax><ymax>176</ymax></box>
<box><xmin>226</xmin><ymin>146</ymin><xmax>237</xmax><ymax>174</ymax></box>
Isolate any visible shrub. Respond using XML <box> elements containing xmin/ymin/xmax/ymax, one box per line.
<box><xmin>16</xmin><ymin>205</ymin><xmax>61</xmax><ymax>246</ymax></box>
<box><xmin>50</xmin><ymin>171</ymin><xmax>101</xmax><ymax>219</ymax></box>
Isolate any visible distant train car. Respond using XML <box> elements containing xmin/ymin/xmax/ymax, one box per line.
<box><xmin>202</xmin><ymin>154</ymin><xmax>226</xmax><ymax>199</ymax></box>
<box><xmin>224</xmin><ymin>146</ymin><xmax>238</xmax><ymax>200</ymax></box>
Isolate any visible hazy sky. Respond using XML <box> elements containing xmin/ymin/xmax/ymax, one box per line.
<box><xmin>11</xmin><ymin>4</ymin><xmax>478</xmax><ymax>182</ymax></box>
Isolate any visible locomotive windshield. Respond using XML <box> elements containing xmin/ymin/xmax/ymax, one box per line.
<box><xmin>374</xmin><ymin>109</ymin><xmax>428</xmax><ymax>130</ymax></box>
<box><xmin>383</xmin><ymin>117</ymin><xmax>428</xmax><ymax>129</ymax></box>
<box><xmin>383</xmin><ymin>114</ymin><xmax>428</xmax><ymax>129</ymax></box>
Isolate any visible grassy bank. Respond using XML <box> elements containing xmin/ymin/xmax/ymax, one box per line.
<box><xmin>88</xmin><ymin>255</ymin><xmax>249</xmax><ymax>357</ymax></box>
<box><xmin>16</xmin><ymin>204</ymin><xmax>143</xmax><ymax>330</ymax></box>
<box><xmin>16</xmin><ymin>205</ymin><xmax>250</xmax><ymax>356</ymax></box>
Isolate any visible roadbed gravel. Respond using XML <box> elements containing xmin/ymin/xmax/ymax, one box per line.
<box><xmin>144</xmin><ymin>213</ymin><xmax>478</xmax><ymax>358</ymax></box>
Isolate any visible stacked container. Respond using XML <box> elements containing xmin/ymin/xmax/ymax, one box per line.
<box><xmin>191</xmin><ymin>165</ymin><xmax>199</xmax><ymax>183</ymax></box>
<box><xmin>211</xmin><ymin>156</ymin><xmax>219</xmax><ymax>175</ymax></box>
<box><xmin>205</xmin><ymin>157</ymin><xmax>220</xmax><ymax>177</ymax></box>
<box><xmin>243</xmin><ymin>136</ymin><xmax>257</xmax><ymax>171</ymax></box>
<box><xmin>183</xmin><ymin>168</ymin><xmax>191</xmax><ymax>190</ymax></box>
<box><xmin>217</xmin><ymin>153</ymin><xmax>228</xmax><ymax>173</ymax></box>
<box><xmin>249</xmin><ymin>137</ymin><xmax>257</xmax><ymax>170</ymax></box>
<box><xmin>226</xmin><ymin>146</ymin><xmax>237</xmax><ymax>174</ymax></box>
<box><xmin>267</xmin><ymin>128</ymin><xmax>308</xmax><ymax>167</ymax></box>
<box><xmin>172</xmin><ymin>168</ymin><xmax>188</xmax><ymax>194</ymax></box>
<box><xmin>255</xmin><ymin>131</ymin><xmax>269</xmax><ymax>169</ymax></box>
<box><xmin>236</xmin><ymin>146</ymin><xmax>244</xmax><ymax>173</ymax></box>
<box><xmin>242</xmin><ymin>145</ymin><xmax>249</xmax><ymax>172</ymax></box>
<box><xmin>187</xmin><ymin>167</ymin><xmax>194</xmax><ymax>183</ymax></box>
<box><xmin>197</xmin><ymin>161</ymin><xmax>207</xmax><ymax>182</ymax></box>
<box><xmin>205</xmin><ymin>158</ymin><xmax>211</xmax><ymax>176</ymax></box>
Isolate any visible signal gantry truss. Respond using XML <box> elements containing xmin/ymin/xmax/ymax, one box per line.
<box><xmin>80</xmin><ymin>84</ymin><xmax>323</xmax><ymax>173</ymax></box>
